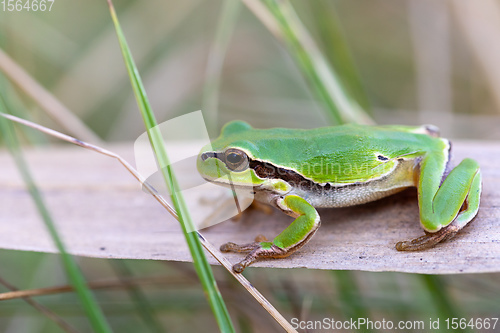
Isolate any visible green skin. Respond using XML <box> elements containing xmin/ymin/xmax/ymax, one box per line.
<box><xmin>197</xmin><ymin>121</ymin><xmax>482</xmax><ymax>273</ymax></box>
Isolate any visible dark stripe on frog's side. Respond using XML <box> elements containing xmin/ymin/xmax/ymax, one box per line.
<box><xmin>249</xmin><ymin>157</ymin><xmax>418</xmax><ymax>208</ymax></box>
<box><xmin>249</xmin><ymin>160</ymin><xmax>311</xmax><ymax>187</ymax></box>
<box><xmin>249</xmin><ymin>158</ymin><xmax>399</xmax><ymax>191</ymax></box>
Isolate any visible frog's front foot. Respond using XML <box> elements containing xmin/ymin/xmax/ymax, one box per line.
<box><xmin>220</xmin><ymin>237</ymin><xmax>287</xmax><ymax>273</ymax></box>
<box><xmin>395</xmin><ymin>224</ymin><xmax>460</xmax><ymax>251</ymax></box>
<box><xmin>221</xmin><ymin>195</ymin><xmax>320</xmax><ymax>273</ymax></box>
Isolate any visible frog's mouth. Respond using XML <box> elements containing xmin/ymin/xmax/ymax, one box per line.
<box><xmin>202</xmin><ymin>176</ymin><xmax>261</xmax><ymax>192</ymax></box>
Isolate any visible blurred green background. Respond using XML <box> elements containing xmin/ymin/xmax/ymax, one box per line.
<box><xmin>1</xmin><ymin>0</ymin><xmax>499</xmax><ymax>332</ymax></box>
<box><xmin>2</xmin><ymin>0</ymin><xmax>500</xmax><ymax>139</ymax></box>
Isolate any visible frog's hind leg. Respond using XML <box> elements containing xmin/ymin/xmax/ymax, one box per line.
<box><xmin>220</xmin><ymin>195</ymin><xmax>320</xmax><ymax>273</ymax></box>
<box><xmin>396</xmin><ymin>155</ymin><xmax>481</xmax><ymax>251</ymax></box>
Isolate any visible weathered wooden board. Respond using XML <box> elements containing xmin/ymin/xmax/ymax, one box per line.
<box><xmin>0</xmin><ymin>142</ymin><xmax>499</xmax><ymax>274</ymax></box>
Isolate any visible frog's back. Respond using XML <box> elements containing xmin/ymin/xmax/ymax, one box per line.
<box><xmin>209</xmin><ymin>122</ymin><xmax>450</xmax><ymax>208</ymax></box>
<box><xmin>236</xmin><ymin>124</ymin><xmax>445</xmax><ymax>183</ymax></box>
<box><xmin>232</xmin><ymin>123</ymin><xmax>439</xmax><ymax>150</ymax></box>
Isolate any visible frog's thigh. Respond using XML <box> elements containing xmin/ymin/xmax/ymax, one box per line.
<box><xmin>397</xmin><ymin>155</ymin><xmax>481</xmax><ymax>251</ymax></box>
<box><xmin>221</xmin><ymin>195</ymin><xmax>320</xmax><ymax>273</ymax></box>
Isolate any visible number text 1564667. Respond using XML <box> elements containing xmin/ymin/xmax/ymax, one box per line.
<box><xmin>1</xmin><ymin>0</ymin><xmax>54</xmax><ymax>12</ymax></box>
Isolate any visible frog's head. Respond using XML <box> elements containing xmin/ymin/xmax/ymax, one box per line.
<box><xmin>199</xmin><ymin>121</ymin><xmax>296</xmax><ymax>196</ymax></box>
<box><xmin>197</xmin><ymin>121</ymin><xmax>265</xmax><ymax>190</ymax></box>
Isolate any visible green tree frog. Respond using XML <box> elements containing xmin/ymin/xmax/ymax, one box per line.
<box><xmin>197</xmin><ymin>121</ymin><xmax>482</xmax><ymax>273</ymax></box>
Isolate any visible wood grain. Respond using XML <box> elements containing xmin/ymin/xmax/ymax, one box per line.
<box><xmin>0</xmin><ymin>141</ymin><xmax>498</xmax><ymax>274</ymax></box>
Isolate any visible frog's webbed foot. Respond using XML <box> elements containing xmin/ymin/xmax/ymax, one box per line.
<box><xmin>221</xmin><ymin>195</ymin><xmax>320</xmax><ymax>273</ymax></box>
<box><xmin>395</xmin><ymin>224</ymin><xmax>460</xmax><ymax>251</ymax></box>
<box><xmin>221</xmin><ymin>236</ymin><xmax>287</xmax><ymax>273</ymax></box>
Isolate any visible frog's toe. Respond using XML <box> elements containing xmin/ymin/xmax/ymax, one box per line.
<box><xmin>232</xmin><ymin>244</ymin><xmax>288</xmax><ymax>273</ymax></box>
<box><xmin>395</xmin><ymin>224</ymin><xmax>460</xmax><ymax>251</ymax></box>
<box><xmin>220</xmin><ymin>241</ymin><xmax>260</xmax><ymax>253</ymax></box>
<box><xmin>220</xmin><ymin>235</ymin><xmax>271</xmax><ymax>253</ymax></box>
<box><xmin>232</xmin><ymin>263</ymin><xmax>246</xmax><ymax>273</ymax></box>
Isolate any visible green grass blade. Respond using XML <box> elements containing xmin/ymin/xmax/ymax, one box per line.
<box><xmin>245</xmin><ymin>0</ymin><xmax>374</xmax><ymax>125</ymax></box>
<box><xmin>0</xmin><ymin>98</ymin><xmax>113</xmax><ymax>333</ymax></box>
<box><xmin>107</xmin><ymin>2</ymin><xmax>235</xmax><ymax>332</ymax></box>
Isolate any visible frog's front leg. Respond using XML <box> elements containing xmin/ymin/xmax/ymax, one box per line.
<box><xmin>396</xmin><ymin>154</ymin><xmax>481</xmax><ymax>251</ymax></box>
<box><xmin>220</xmin><ymin>195</ymin><xmax>320</xmax><ymax>273</ymax></box>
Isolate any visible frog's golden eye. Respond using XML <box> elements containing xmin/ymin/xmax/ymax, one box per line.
<box><xmin>224</xmin><ymin>148</ymin><xmax>249</xmax><ymax>171</ymax></box>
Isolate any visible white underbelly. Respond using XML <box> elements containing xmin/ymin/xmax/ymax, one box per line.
<box><xmin>290</xmin><ymin>182</ymin><xmax>412</xmax><ymax>208</ymax></box>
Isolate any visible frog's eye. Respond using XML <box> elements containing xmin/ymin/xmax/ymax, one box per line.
<box><xmin>223</xmin><ymin>148</ymin><xmax>249</xmax><ymax>171</ymax></box>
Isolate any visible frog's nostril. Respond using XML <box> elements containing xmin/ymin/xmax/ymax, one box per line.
<box><xmin>201</xmin><ymin>152</ymin><xmax>218</xmax><ymax>161</ymax></box>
